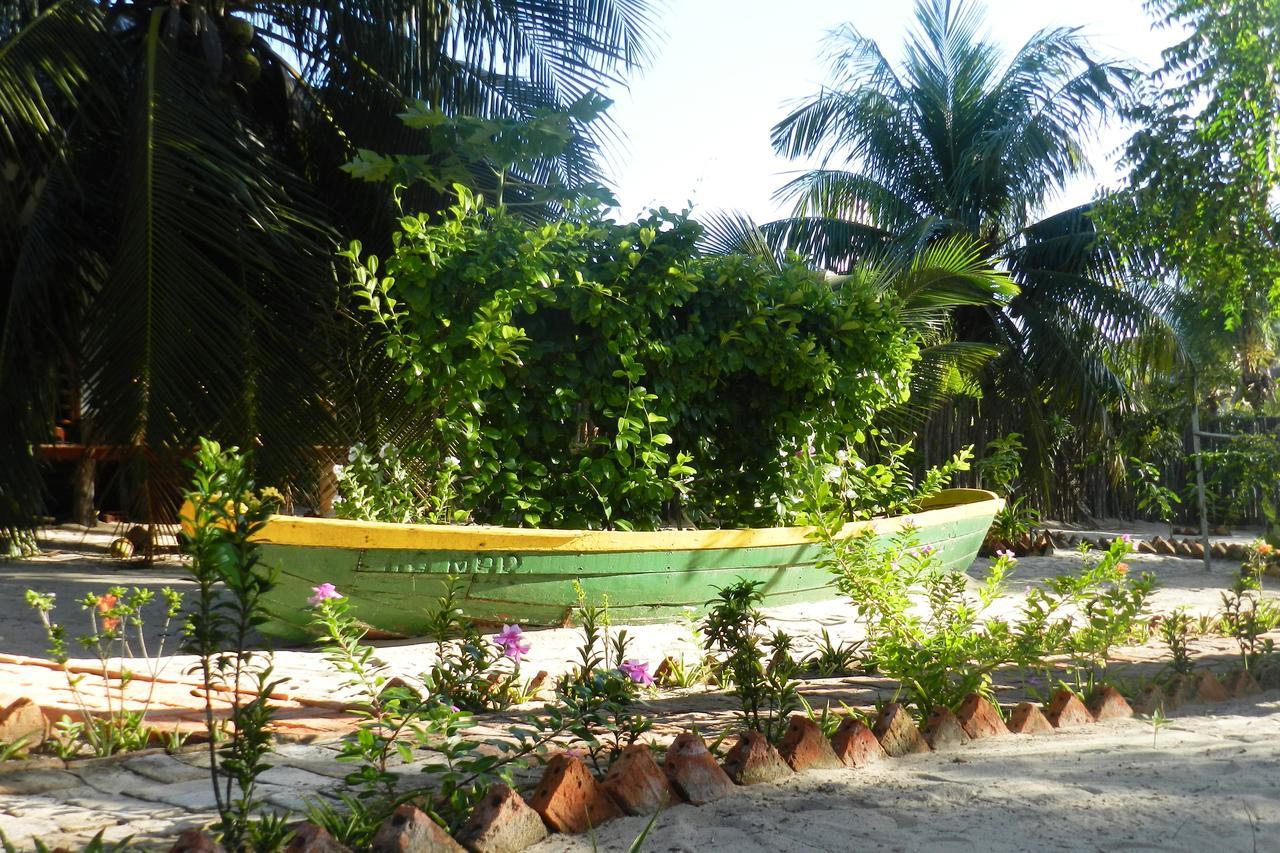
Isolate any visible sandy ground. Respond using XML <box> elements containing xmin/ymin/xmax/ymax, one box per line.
<box><xmin>533</xmin><ymin>695</ymin><xmax>1280</xmax><ymax>853</ymax></box>
<box><xmin>4</xmin><ymin>523</ymin><xmax>1280</xmax><ymax>851</ymax></box>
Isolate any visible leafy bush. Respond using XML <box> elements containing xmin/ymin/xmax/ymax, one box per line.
<box><xmin>1129</xmin><ymin>456</ymin><xmax>1180</xmax><ymax>524</ymax></box>
<box><xmin>975</xmin><ymin>433</ymin><xmax>1025</xmax><ymax>495</ymax></box>
<box><xmin>820</xmin><ymin>527</ymin><xmax>1020</xmax><ymax>714</ymax></box>
<box><xmin>347</xmin><ymin>191</ymin><xmax>919</xmax><ymax>529</ymax></box>
<box><xmin>1195</xmin><ymin>433</ymin><xmax>1280</xmax><ymax>528</ymax></box>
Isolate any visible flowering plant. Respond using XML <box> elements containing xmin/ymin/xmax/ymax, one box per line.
<box><xmin>618</xmin><ymin>659</ymin><xmax>654</xmax><ymax>687</ymax></box>
<box><xmin>25</xmin><ymin>585</ymin><xmax>183</xmax><ymax>757</ymax></box>
<box><xmin>494</xmin><ymin>624</ymin><xmax>531</xmax><ymax>661</ymax></box>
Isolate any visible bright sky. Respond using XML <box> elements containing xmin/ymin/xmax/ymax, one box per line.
<box><xmin>603</xmin><ymin>0</ymin><xmax>1171</xmax><ymax>224</ymax></box>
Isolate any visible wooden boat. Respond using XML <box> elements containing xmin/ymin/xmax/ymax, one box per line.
<box><xmin>249</xmin><ymin>488</ymin><xmax>1002</xmax><ymax>641</ymax></box>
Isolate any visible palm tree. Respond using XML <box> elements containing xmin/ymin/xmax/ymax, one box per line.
<box><xmin>768</xmin><ymin>0</ymin><xmax>1177</xmax><ymax>493</ymax></box>
<box><xmin>0</xmin><ymin>1</ymin><xmax>653</xmax><ymax>536</ymax></box>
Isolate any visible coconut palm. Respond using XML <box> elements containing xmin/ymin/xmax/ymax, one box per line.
<box><xmin>0</xmin><ymin>1</ymin><xmax>653</xmax><ymax>534</ymax></box>
<box><xmin>769</xmin><ymin>0</ymin><xmax>1177</xmax><ymax>490</ymax></box>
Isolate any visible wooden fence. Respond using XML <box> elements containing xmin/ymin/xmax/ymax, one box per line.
<box><xmin>914</xmin><ymin>404</ymin><xmax>1280</xmax><ymax>527</ymax></box>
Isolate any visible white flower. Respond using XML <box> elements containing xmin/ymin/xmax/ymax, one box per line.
<box><xmin>835</xmin><ymin>449</ymin><xmax>849</xmax><ymax>463</ymax></box>
<box><xmin>347</xmin><ymin>445</ymin><xmax>360</xmax><ymax>463</ymax></box>
<box><xmin>843</xmin><ymin>488</ymin><xmax>857</xmax><ymax>500</ymax></box>
<box><xmin>443</xmin><ymin>455</ymin><xmax>461</xmax><ymax>468</ymax></box>
<box><xmin>823</xmin><ymin>464</ymin><xmax>842</xmax><ymax>483</ymax></box>
<box><xmin>379</xmin><ymin>442</ymin><xmax>394</xmax><ymax>458</ymax></box>
<box><xmin>332</xmin><ymin>464</ymin><xmax>344</xmax><ymax>477</ymax></box>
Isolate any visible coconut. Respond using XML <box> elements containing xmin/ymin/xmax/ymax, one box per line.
<box><xmin>235</xmin><ymin>51</ymin><xmax>261</xmax><ymax>85</ymax></box>
<box><xmin>225</xmin><ymin>17</ymin><xmax>254</xmax><ymax>47</ymax></box>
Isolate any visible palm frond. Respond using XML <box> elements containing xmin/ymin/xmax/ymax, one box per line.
<box><xmin>84</xmin><ymin>9</ymin><xmax>338</xmax><ymax>517</ymax></box>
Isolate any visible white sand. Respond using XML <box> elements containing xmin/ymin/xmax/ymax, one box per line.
<box><xmin>533</xmin><ymin>695</ymin><xmax>1280</xmax><ymax>853</ymax></box>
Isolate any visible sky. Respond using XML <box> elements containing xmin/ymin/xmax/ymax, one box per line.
<box><xmin>601</xmin><ymin>0</ymin><xmax>1172</xmax><ymax>224</ymax></box>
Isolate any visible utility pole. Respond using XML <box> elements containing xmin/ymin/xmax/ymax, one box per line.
<box><xmin>1190</xmin><ymin>398</ymin><xmax>1211</xmax><ymax>572</ymax></box>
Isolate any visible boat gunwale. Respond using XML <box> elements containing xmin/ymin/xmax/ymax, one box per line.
<box><xmin>254</xmin><ymin>488</ymin><xmax>1003</xmax><ymax>553</ymax></box>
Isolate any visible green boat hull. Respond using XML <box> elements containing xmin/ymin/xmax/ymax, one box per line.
<box><xmin>253</xmin><ymin>488</ymin><xmax>1001</xmax><ymax>640</ymax></box>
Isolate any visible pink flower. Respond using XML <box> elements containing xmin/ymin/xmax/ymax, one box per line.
<box><xmin>918</xmin><ymin>545</ymin><xmax>936</xmax><ymax>558</ymax></box>
<box><xmin>308</xmin><ymin>583</ymin><xmax>343</xmax><ymax>607</ymax></box>
<box><xmin>1120</xmin><ymin>534</ymin><xmax>1133</xmax><ymax>544</ymax></box>
<box><xmin>996</xmin><ymin>549</ymin><xmax>1016</xmax><ymax>559</ymax></box>
<box><xmin>495</xmin><ymin>624</ymin><xmax>531</xmax><ymax>660</ymax></box>
<box><xmin>619</xmin><ymin>659</ymin><xmax>654</xmax><ymax>686</ymax></box>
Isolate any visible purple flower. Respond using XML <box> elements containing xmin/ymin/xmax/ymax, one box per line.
<box><xmin>308</xmin><ymin>583</ymin><xmax>343</xmax><ymax>607</ymax></box>
<box><xmin>996</xmin><ymin>549</ymin><xmax>1016</xmax><ymax>560</ymax></box>
<box><xmin>1120</xmin><ymin>534</ymin><xmax>1133</xmax><ymax>544</ymax></box>
<box><xmin>918</xmin><ymin>545</ymin><xmax>937</xmax><ymax>558</ymax></box>
<box><xmin>618</xmin><ymin>659</ymin><xmax>654</xmax><ymax>687</ymax></box>
<box><xmin>494</xmin><ymin>624</ymin><xmax>531</xmax><ymax>661</ymax></box>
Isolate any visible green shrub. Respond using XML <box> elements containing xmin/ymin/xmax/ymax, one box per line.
<box><xmin>346</xmin><ymin>191</ymin><xmax>918</xmax><ymax>529</ymax></box>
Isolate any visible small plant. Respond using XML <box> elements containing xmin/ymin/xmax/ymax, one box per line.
<box><xmin>801</xmin><ymin>629</ymin><xmax>863</xmax><ymax>677</ymax></box>
<box><xmin>654</xmin><ymin>606</ymin><xmax>715</xmax><ymax>689</ymax></box>
<box><xmin>701</xmin><ymin>579</ymin><xmax>799</xmax><ymax>743</ymax></box>
<box><xmin>547</xmin><ymin>585</ymin><xmax>655</xmax><ymax>772</ymax></box>
<box><xmin>1140</xmin><ymin>706</ymin><xmax>1170</xmax><ymax>747</ymax></box>
<box><xmin>798</xmin><ymin>695</ymin><xmax>844</xmax><ymax>739</ymax></box>
<box><xmin>868</xmin><ymin>542</ymin><xmax>1021</xmax><ymax>714</ymax></box>
<box><xmin>0</xmin><ymin>736</ymin><xmax>30</xmax><ymax>762</ymax></box>
<box><xmin>989</xmin><ymin>496</ymin><xmax>1041</xmax><ymax>544</ymax></box>
<box><xmin>311</xmin><ymin>577</ymin><xmax>643</xmax><ymax>839</ymax></box>
<box><xmin>24</xmin><ymin>584</ymin><xmax>183</xmax><ymax>757</ymax></box>
<box><xmin>1218</xmin><ymin>571</ymin><xmax>1277</xmax><ymax>670</ymax></box>
<box><xmin>304</xmin><ymin>794</ymin><xmax>389</xmax><ymax>850</ymax></box>
<box><xmin>1160</xmin><ymin>609</ymin><xmax>1196</xmax><ymax>675</ymax></box>
<box><xmin>310</xmin><ymin>584</ymin><xmax>416</xmax><ymax>801</ymax></box>
<box><xmin>419</xmin><ymin>577</ymin><xmax>531</xmax><ymax>712</ymax></box>
<box><xmin>1242</xmin><ymin>541</ymin><xmax>1276</xmax><ymax>590</ymax></box>
<box><xmin>1129</xmin><ymin>456</ymin><xmax>1180</xmax><ymax>526</ymax></box>
<box><xmin>334</xmin><ymin>442</ymin><xmax>465</xmax><ymax>525</ymax></box>
<box><xmin>179</xmin><ymin>437</ymin><xmax>288</xmax><ymax>850</ymax></box>
<box><xmin>1</xmin><ymin>829</ymin><xmax>134</xmax><ymax>853</ymax></box>
<box><xmin>1055</xmin><ymin>539</ymin><xmax>1156</xmax><ymax>694</ymax></box>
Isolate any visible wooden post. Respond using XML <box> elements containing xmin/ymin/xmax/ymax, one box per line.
<box><xmin>1190</xmin><ymin>403</ymin><xmax>1211</xmax><ymax>572</ymax></box>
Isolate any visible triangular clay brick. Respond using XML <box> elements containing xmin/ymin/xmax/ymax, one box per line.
<box><xmin>1044</xmin><ymin>689</ymin><xmax>1093</xmax><ymax>729</ymax></box>
<box><xmin>1195</xmin><ymin>670</ymin><xmax>1231</xmax><ymax>703</ymax></box>
<box><xmin>1164</xmin><ymin>674</ymin><xmax>1191</xmax><ymax>709</ymax></box>
<box><xmin>1131</xmin><ymin>683</ymin><xmax>1167</xmax><ymax>716</ymax></box>
<box><xmin>777</xmin><ymin>714</ymin><xmax>844</xmax><ymax>771</ymax></box>
<box><xmin>831</xmin><ymin>717</ymin><xmax>887</xmax><ymax>767</ymax></box>
<box><xmin>921</xmin><ymin>706</ymin><xmax>970</xmax><ymax>750</ymax></box>
<box><xmin>1006</xmin><ymin>701</ymin><xmax>1054</xmax><ymax>734</ymax></box>
<box><xmin>455</xmin><ymin>784</ymin><xmax>548</xmax><ymax>853</ymax></box>
<box><xmin>1223</xmin><ymin>669</ymin><xmax>1262</xmax><ymax>698</ymax></box>
<box><xmin>721</xmin><ymin>730</ymin><xmax>794</xmax><ymax>785</ymax></box>
<box><xmin>1086</xmin><ymin>685</ymin><xmax>1134</xmax><ymax>721</ymax></box>
<box><xmin>527</xmin><ymin>754</ymin><xmax>622</xmax><ymax>834</ymax></box>
<box><xmin>955</xmin><ymin>694</ymin><xmax>1006</xmax><ymax>739</ymax></box>
<box><xmin>872</xmin><ymin>703</ymin><xmax>930</xmax><ymax>756</ymax></box>
<box><xmin>663</xmin><ymin>732</ymin><xmax>736</xmax><ymax>805</ymax></box>
<box><xmin>369</xmin><ymin>804</ymin><xmax>466</xmax><ymax>852</ymax></box>
<box><xmin>600</xmin><ymin>744</ymin><xmax>681</xmax><ymax>815</ymax></box>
